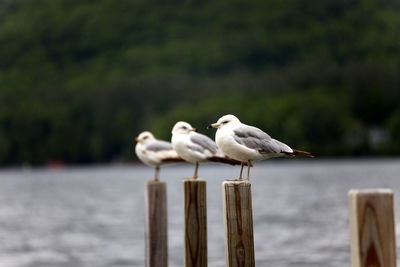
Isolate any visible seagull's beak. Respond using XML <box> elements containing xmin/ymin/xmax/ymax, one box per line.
<box><xmin>207</xmin><ymin>123</ymin><xmax>218</xmax><ymax>129</ymax></box>
<box><xmin>134</xmin><ymin>137</ymin><xmax>139</xmax><ymax>142</ymax></box>
<box><xmin>190</xmin><ymin>128</ymin><xmax>198</xmax><ymax>132</ymax></box>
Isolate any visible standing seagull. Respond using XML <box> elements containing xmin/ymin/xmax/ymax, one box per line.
<box><xmin>135</xmin><ymin>131</ymin><xmax>183</xmax><ymax>181</ymax></box>
<box><xmin>208</xmin><ymin>114</ymin><xmax>314</xmax><ymax>181</ymax></box>
<box><xmin>171</xmin><ymin>121</ymin><xmax>243</xmax><ymax>179</ymax></box>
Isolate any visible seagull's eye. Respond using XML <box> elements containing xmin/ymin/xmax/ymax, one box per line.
<box><xmin>143</xmin><ymin>136</ymin><xmax>148</xmax><ymax>139</ymax></box>
<box><xmin>222</xmin><ymin>120</ymin><xmax>229</xmax><ymax>124</ymax></box>
<box><xmin>182</xmin><ymin>126</ymin><xmax>187</xmax><ymax>130</ymax></box>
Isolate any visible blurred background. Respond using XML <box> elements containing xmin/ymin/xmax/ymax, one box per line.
<box><xmin>1</xmin><ymin>1</ymin><xmax>400</xmax><ymax>267</ymax></box>
<box><xmin>1</xmin><ymin>0</ymin><xmax>399</xmax><ymax>166</ymax></box>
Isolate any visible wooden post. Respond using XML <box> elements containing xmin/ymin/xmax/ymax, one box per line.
<box><xmin>222</xmin><ymin>180</ymin><xmax>255</xmax><ymax>267</ymax></box>
<box><xmin>349</xmin><ymin>189</ymin><xmax>397</xmax><ymax>267</ymax></box>
<box><xmin>184</xmin><ymin>178</ymin><xmax>207</xmax><ymax>267</ymax></box>
<box><xmin>145</xmin><ymin>180</ymin><xmax>168</xmax><ymax>267</ymax></box>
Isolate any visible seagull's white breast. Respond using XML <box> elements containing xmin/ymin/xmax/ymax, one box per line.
<box><xmin>215</xmin><ymin>125</ymin><xmax>265</xmax><ymax>162</ymax></box>
<box><xmin>135</xmin><ymin>143</ymin><xmax>161</xmax><ymax>166</ymax></box>
<box><xmin>171</xmin><ymin>133</ymin><xmax>207</xmax><ymax>163</ymax></box>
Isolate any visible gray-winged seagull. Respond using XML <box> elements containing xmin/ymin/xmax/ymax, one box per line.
<box><xmin>171</xmin><ymin>121</ymin><xmax>243</xmax><ymax>179</ymax></box>
<box><xmin>208</xmin><ymin>114</ymin><xmax>314</xmax><ymax>181</ymax></box>
<box><xmin>135</xmin><ymin>131</ymin><xmax>183</xmax><ymax>181</ymax></box>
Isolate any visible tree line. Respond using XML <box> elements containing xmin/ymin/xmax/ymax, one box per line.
<box><xmin>0</xmin><ymin>0</ymin><xmax>399</xmax><ymax>165</ymax></box>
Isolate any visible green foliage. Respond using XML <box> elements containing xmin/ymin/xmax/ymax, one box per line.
<box><xmin>0</xmin><ymin>0</ymin><xmax>399</xmax><ymax>165</ymax></box>
<box><xmin>386</xmin><ymin>109</ymin><xmax>400</xmax><ymax>153</ymax></box>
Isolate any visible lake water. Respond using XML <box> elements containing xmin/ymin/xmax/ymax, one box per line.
<box><xmin>0</xmin><ymin>159</ymin><xmax>399</xmax><ymax>267</ymax></box>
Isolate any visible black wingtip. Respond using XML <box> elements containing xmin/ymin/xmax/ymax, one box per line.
<box><xmin>207</xmin><ymin>156</ymin><xmax>253</xmax><ymax>166</ymax></box>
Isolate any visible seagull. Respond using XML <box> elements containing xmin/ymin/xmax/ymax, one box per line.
<box><xmin>135</xmin><ymin>131</ymin><xmax>183</xmax><ymax>181</ymax></box>
<box><xmin>171</xmin><ymin>121</ymin><xmax>243</xmax><ymax>179</ymax></box>
<box><xmin>208</xmin><ymin>114</ymin><xmax>314</xmax><ymax>181</ymax></box>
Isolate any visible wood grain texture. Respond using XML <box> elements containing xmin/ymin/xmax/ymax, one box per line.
<box><xmin>222</xmin><ymin>181</ymin><xmax>255</xmax><ymax>267</ymax></box>
<box><xmin>349</xmin><ymin>189</ymin><xmax>397</xmax><ymax>267</ymax></box>
<box><xmin>145</xmin><ymin>180</ymin><xmax>168</xmax><ymax>267</ymax></box>
<box><xmin>184</xmin><ymin>179</ymin><xmax>207</xmax><ymax>267</ymax></box>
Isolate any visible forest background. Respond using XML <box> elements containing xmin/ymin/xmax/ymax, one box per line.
<box><xmin>0</xmin><ymin>0</ymin><xmax>399</xmax><ymax>165</ymax></box>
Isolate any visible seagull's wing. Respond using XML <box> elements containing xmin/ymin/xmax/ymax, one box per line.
<box><xmin>146</xmin><ymin>140</ymin><xmax>173</xmax><ymax>152</ymax></box>
<box><xmin>189</xmin><ymin>133</ymin><xmax>218</xmax><ymax>154</ymax></box>
<box><xmin>233</xmin><ymin>125</ymin><xmax>290</xmax><ymax>154</ymax></box>
<box><xmin>146</xmin><ymin>140</ymin><xmax>183</xmax><ymax>163</ymax></box>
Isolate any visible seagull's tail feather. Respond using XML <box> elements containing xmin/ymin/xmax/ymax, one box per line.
<box><xmin>161</xmin><ymin>157</ymin><xmax>185</xmax><ymax>163</ymax></box>
<box><xmin>207</xmin><ymin>156</ymin><xmax>253</xmax><ymax>166</ymax></box>
<box><xmin>291</xmin><ymin>149</ymin><xmax>315</xmax><ymax>158</ymax></box>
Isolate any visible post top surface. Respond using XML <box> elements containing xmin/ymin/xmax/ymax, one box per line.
<box><xmin>183</xmin><ymin>178</ymin><xmax>206</xmax><ymax>182</ymax></box>
<box><xmin>348</xmin><ymin>188</ymin><xmax>393</xmax><ymax>196</ymax></box>
<box><xmin>223</xmin><ymin>180</ymin><xmax>251</xmax><ymax>186</ymax></box>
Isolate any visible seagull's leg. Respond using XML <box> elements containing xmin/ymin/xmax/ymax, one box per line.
<box><xmin>239</xmin><ymin>161</ymin><xmax>244</xmax><ymax>180</ymax></box>
<box><xmin>154</xmin><ymin>166</ymin><xmax>160</xmax><ymax>181</ymax></box>
<box><xmin>193</xmin><ymin>162</ymin><xmax>199</xmax><ymax>179</ymax></box>
<box><xmin>246</xmin><ymin>160</ymin><xmax>252</xmax><ymax>182</ymax></box>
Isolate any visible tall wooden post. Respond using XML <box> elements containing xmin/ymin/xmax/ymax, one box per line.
<box><xmin>222</xmin><ymin>180</ymin><xmax>255</xmax><ymax>267</ymax></box>
<box><xmin>145</xmin><ymin>180</ymin><xmax>168</xmax><ymax>267</ymax></box>
<box><xmin>349</xmin><ymin>189</ymin><xmax>397</xmax><ymax>267</ymax></box>
<box><xmin>184</xmin><ymin>178</ymin><xmax>207</xmax><ymax>267</ymax></box>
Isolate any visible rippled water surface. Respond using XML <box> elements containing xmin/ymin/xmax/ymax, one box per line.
<box><xmin>0</xmin><ymin>159</ymin><xmax>399</xmax><ymax>267</ymax></box>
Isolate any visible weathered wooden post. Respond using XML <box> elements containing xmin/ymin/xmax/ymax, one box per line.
<box><xmin>184</xmin><ymin>178</ymin><xmax>207</xmax><ymax>267</ymax></box>
<box><xmin>145</xmin><ymin>180</ymin><xmax>168</xmax><ymax>267</ymax></box>
<box><xmin>222</xmin><ymin>180</ymin><xmax>255</xmax><ymax>267</ymax></box>
<box><xmin>349</xmin><ymin>189</ymin><xmax>397</xmax><ymax>267</ymax></box>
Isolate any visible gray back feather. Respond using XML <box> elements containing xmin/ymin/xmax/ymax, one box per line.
<box><xmin>234</xmin><ymin>125</ymin><xmax>282</xmax><ymax>154</ymax></box>
<box><xmin>146</xmin><ymin>140</ymin><xmax>173</xmax><ymax>152</ymax></box>
<box><xmin>187</xmin><ymin>144</ymin><xmax>205</xmax><ymax>153</ymax></box>
<box><xmin>190</xmin><ymin>133</ymin><xmax>218</xmax><ymax>154</ymax></box>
